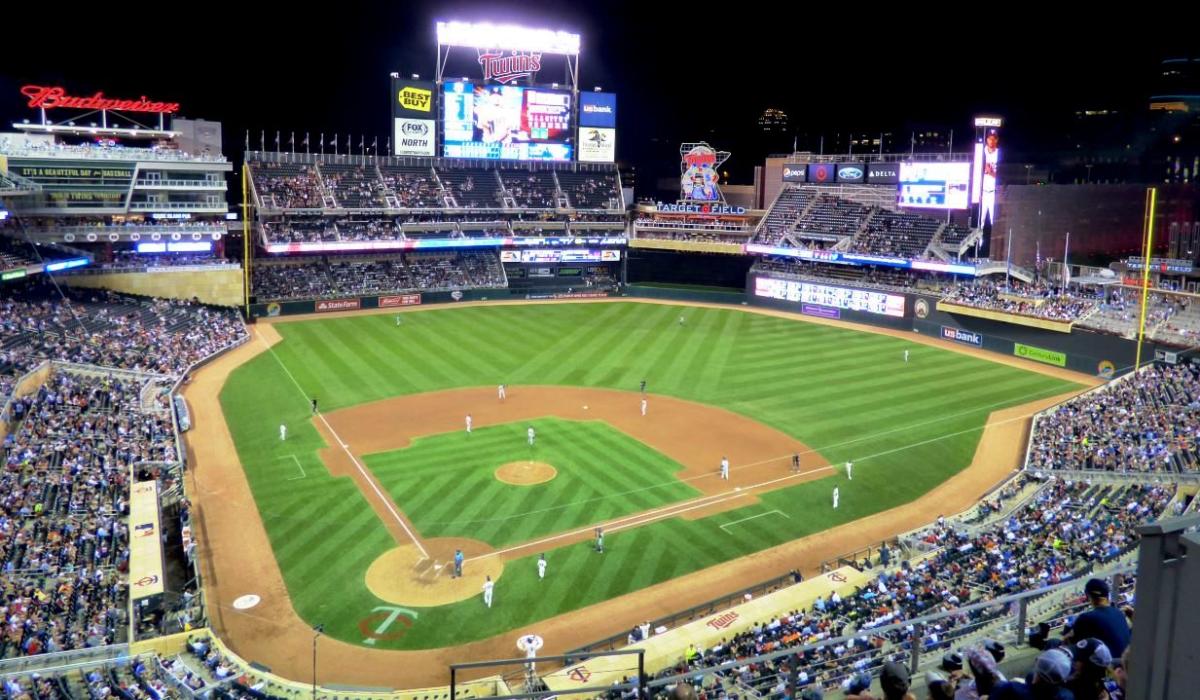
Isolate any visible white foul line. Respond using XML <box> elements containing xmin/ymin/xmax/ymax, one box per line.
<box><xmin>719</xmin><ymin>509</ymin><xmax>790</xmax><ymax>532</ymax></box>
<box><xmin>466</xmin><ymin>465</ymin><xmax>835</xmax><ymax>562</ymax></box>
<box><xmin>259</xmin><ymin>333</ymin><xmax>430</xmax><ymax>559</ymax></box>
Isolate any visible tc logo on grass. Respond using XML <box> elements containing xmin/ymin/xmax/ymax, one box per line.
<box><xmin>359</xmin><ymin>606</ymin><xmax>418</xmax><ymax>644</ymax></box>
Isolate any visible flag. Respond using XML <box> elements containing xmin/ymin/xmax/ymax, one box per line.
<box><xmin>244</xmin><ymin>131</ymin><xmax>249</xmax><ymax>151</ymax></box>
<box><xmin>275</xmin><ymin>131</ymin><xmax>280</xmax><ymax>151</ymax></box>
<box><xmin>371</xmin><ymin>136</ymin><xmax>378</xmax><ymax>154</ymax></box>
<box><xmin>260</xmin><ymin>130</ymin><xmax>265</xmax><ymax>151</ymax></box>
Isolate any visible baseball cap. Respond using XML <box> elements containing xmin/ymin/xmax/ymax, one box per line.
<box><xmin>967</xmin><ymin>648</ymin><xmax>1000</xmax><ymax>679</ymax></box>
<box><xmin>1035</xmin><ymin>648</ymin><xmax>1073</xmax><ymax>685</ymax></box>
<box><xmin>880</xmin><ymin>662</ymin><xmax>911</xmax><ymax>695</ymax></box>
<box><xmin>1084</xmin><ymin>578</ymin><xmax>1110</xmax><ymax>598</ymax></box>
<box><xmin>1072</xmin><ymin>638</ymin><xmax>1114</xmax><ymax>668</ymax></box>
<box><xmin>845</xmin><ymin>673</ymin><xmax>872</xmax><ymax>695</ymax></box>
<box><xmin>983</xmin><ymin>639</ymin><xmax>1006</xmax><ymax>662</ymax></box>
<box><xmin>941</xmin><ymin>651</ymin><xmax>963</xmax><ymax>672</ymax></box>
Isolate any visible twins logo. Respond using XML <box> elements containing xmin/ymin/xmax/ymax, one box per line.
<box><xmin>706</xmin><ymin>612</ymin><xmax>739</xmax><ymax>630</ymax></box>
<box><xmin>358</xmin><ymin>606</ymin><xmax>419</xmax><ymax>644</ymax></box>
<box><xmin>477</xmin><ymin>50</ymin><xmax>543</xmax><ymax>84</ymax></box>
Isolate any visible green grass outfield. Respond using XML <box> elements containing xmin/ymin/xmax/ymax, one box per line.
<box><xmin>365</xmin><ymin>418</ymin><xmax>699</xmax><ymax>547</ymax></box>
<box><xmin>219</xmin><ymin>301</ymin><xmax>1083</xmax><ymax>649</ymax></box>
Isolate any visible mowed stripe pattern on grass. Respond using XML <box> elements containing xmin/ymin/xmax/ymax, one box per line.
<box><xmin>218</xmin><ymin>302</ymin><xmax>1082</xmax><ymax>649</ymax></box>
<box><xmin>365</xmin><ymin>418</ymin><xmax>700</xmax><ymax>547</ymax></box>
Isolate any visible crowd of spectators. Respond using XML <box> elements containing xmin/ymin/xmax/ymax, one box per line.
<box><xmin>251</xmin><ymin>163</ymin><xmax>325</xmax><ymax>209</ymax></box>
<box><xmin>1027</xmin><ymin>363</ymin><xmax>1200</xmax><ymax>474</ymax></box>
<box><xmin>636</xmin><ymin>473</ymin><xmax>1172</xmax><ymax>697</ymax></box>
<box><xmin>252</xmin><ymin>252</ymin><xmax>506</xmax><ymax>301</ymax></box>
<box><xmin>941</xmin><ymin>281</ymin><xmax>1097</xmax><ymax>322</ymax></box>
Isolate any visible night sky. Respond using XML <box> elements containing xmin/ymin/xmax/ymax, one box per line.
<box><xmin>2</xmin><ymin>2</ymin><xmax>1195</xmax><ymax>185</ymax></box>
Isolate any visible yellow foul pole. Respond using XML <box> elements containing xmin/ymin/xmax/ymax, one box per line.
<box><xmin>1133</xmin><ymin>187</ymin><xmax>1157</xmax><ymax>371</ymax></box>
<box><xmin>242</xmin><ymin>162</ymin><xmax>251</xmax><ymax>317</ymax></box>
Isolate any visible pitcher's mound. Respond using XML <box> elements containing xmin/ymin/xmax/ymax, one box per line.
<box><xmin>495</xmin><ymin>461</ymin><xmax>557</xmax><ymax>485</ymax></box>
<box><xmin>364</xmin><ymin>537</ymin><xmax>503</xmax><ymax>607</ymax></box>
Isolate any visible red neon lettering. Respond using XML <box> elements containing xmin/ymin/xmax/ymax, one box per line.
<box><xmin>20</xmin><ymin>85</ymin><xmax>180</xmax><ymax>114</ymax></box>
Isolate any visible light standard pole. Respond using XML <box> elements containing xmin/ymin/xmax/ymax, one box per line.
<box><xmin>312</xmin><ymin>624</ymin><xmax>324</xmax><ymax>700</ymax></box>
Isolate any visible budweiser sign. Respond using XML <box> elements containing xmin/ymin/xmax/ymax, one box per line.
<box><xmin>477</xmin><ymin>50</ymin><xmax>542</xmax><ymax>84</ymax></box>
<box><xmin>21</xmin><ymin>85</ymin><xmax>180</xmax><ymax>114</ymax></box>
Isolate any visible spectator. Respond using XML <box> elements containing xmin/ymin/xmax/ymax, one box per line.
<box><xmin>1066</xmin><ymin>579</ymin><xmax>1132</xmax><ymax>658</ymax></box>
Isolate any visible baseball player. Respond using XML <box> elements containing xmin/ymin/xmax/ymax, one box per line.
<box><xmin>498</xmin><ymin>384</ymin><xmax>506</xmax><ymax>400</ymax></box>
<box><xmin>594</xmin><ymin>527</ymin><xmax>604</xmax><ymax>553</ymax></box>
<box><xmin>537</xmin><ymin>553</ymin><xmax>547</xmax><ymax>580</ymax></box>
<box><xmin>791</xmin><ymin>452</ymin><xmax>800</xmax><ymax>473</ymax></box>
<box><xmin>846</xmin><ymin>461</ymin><xmax>853</xmax><ymax>480</ymax></box>
<box><xmin>720</xmin><ymin>456</ymin><xmax>730</xmax><ymax>480</ymax></box>
<box><xmin>678</xmin><ymin>315</ymin><xmax>685</xmax><ymax>326</ymax></box>
<box><xmin>482</xmin><ymin>575</ymin><xmax>494</xmax><ymax>608</ymax></box>
<box><xmin>279</xmin><ymin>423</ymin><xmax>287</xmax><ymax>441</ymax></box>
<box><xmin>639</xmin><ymin>379</ymin><xmax>646</xmax><ymax>394</ymax></box>
<box><xmin>640</xmin><ymin>398</ymin><xmax>647</xmax><ymax>416</ymax></box>
<box><xmin>833</xmin><ymin>487</ymin><xmax>840</xmax><ymax>509</ymax></box>
<box><xmin>395</xmin><ymin>315</ymin><xmax>402</xmax><ymax>327</ymax></box>
<box><xmin>466</xmin><ymin>414</ymin><xmax>473</xmax><ymax>433</ymax></box>
<box><xmin>453</xmin><ymin>549</ymin><xmax>464</xmax><ymax>578</ymax></box>
<box><xmin>310</xmin><ymin>397</ymin><xmax>318</xmax><ymax>415</ymax></box>
<box><xmin>904</xmin><ymin>349</ymin><xmax>909</xmax><ymax>363</ymax></box>
<box><xmin>527</xmin><ymin>426</ymin><xmax>535</xmax><ymax>446</ymax></box>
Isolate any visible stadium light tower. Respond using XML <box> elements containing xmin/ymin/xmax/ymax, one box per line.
<box><xmin>434</xmin><ymin>20</ymin><xmax>580</xmax><ymax>89</ymax></box>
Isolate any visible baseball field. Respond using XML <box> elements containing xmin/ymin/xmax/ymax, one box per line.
<box><xmin>213</xmin><ymin>300</ymin><xmax>1084</xmax><ymax>652</ymax></box>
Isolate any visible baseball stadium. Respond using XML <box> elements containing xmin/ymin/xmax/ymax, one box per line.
<box><xmin>1</xmin><ymin>16</ymin><xmax>1199</xmax><ymax>700</ymax></box>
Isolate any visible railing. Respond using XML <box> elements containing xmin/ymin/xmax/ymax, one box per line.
<box><xmin>21</xmin><ymin>224</ymin><xmax>228</xmax><ymax>236</ymax></box>
<box><xmin>0</xmin><ymin>143</ymin><xmax>227</xmax><ymax>163</ymax></box>
<box><xmin>134</xmin><ymin>179</ymin><xmax>227</xmax><ymax>189</ymax></box>
<box><xmin>0</xmin><ymin>644</ymin><xmax>130</xmax><ymax>678</ymax></box>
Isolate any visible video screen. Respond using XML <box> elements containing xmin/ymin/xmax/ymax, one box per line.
<box><xmin>443</xmin><ymin>82</ymin><xmax>572</xmax><ymax>161</ymax></box>
<box><xmin>897</xmin><ymin>162</ymin><xmax>970</xmax><ymax>210</ymax></box>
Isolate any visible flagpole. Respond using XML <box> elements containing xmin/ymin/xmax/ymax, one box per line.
<box><xmin>1134</xmin><ymin>187</ymin><xmax>1158</xmax><ymax>371</ymax></box>
<box><xmin>1005</xmin><ymin>228</ymin><xmax>1012</xmax><ymax>289</ymax></box>
<box><xmin>1062</xmin><ymin>231</ymin><xmax>1070</xmax><ymax>294</ymax></box>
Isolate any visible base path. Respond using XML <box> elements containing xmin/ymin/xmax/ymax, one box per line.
<box><xmin>185</xmin><ymin>302</ymin><xmax>1099</xmax><ymax>690</ymax></box>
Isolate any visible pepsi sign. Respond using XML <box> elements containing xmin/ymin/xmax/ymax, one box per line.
<box><xmin>782</xmin><ymin>165</ymin><xmax>807</xmax><ymax>183</ymax></box>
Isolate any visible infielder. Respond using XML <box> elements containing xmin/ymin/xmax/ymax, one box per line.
<box><xmin>791</xmin><ymin>453</ymin><xmax>800</xmax><ymax>473</ymax></box>
<box><xmin>466</xmin><ymin>414</ymin><xmax>473</xmax><ymax>433</ymax></box>
<box><xmin>453</xmin><ymin>549</ymin><xmax>464</xmax><ymax>578</ymax></box>
<box><xmin>640</xmin><ymin>398</ymin><xmax>647</xmax><ymax>416</ymax></box>
<box><xmin>846</xmin><ymin>461</ymin><xmax>853</xmax><ymax>480</ymax></box>
<box><xmin>482</xmin><ymin>575</ymin><xmax>494</xmax><ymax>608</ymax></box>
<box><xmin>310</xmin><ymin>397</ymin><xmax>318</xmax><ymax>415</ymax></box>
<box><xmin>279</xmin><ymin>423</ymin><xmax>287</xmax><ymax>441</ymax></box>
<box><xmin>720</xmin><ymin>456</ymin><xmax>730</xmax><ymax>480</ymax></box>
<box><xmin>594</xmin><ymin>527</ymin><xmax>604</xmax><ymax>553</ymax></box>
<box><xmin>537</xmin><ymin>553</ymin><xmax>547</xmax><ymax>579</ymax></box>
<box><xmin>639</xmin><ymin>379</ymin><xmax>646</xmax><ymax>394</ymax></box>
<box><xmin>527</xmin><ymin>426</ymin><xmax>535</xmax><ymax>446</ymax></box>
<box><xmin>833</xmin><ymin>487</ymin><xmax>840</xmax><ymax>509</ymax></box>
<box><xmin>498</xmin><ymin>384</ymin><xmax>507</xmax><ymax>400</ymax></box>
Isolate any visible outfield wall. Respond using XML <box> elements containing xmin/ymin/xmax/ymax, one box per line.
<box><xmin>745</xmin><ymin>272</ymin><xmax>1157</xmax><ymax>378</ymax></box>
<box><xmin>247</xmin><ymin>288</ymin><xmax>614</xmax><ymax>318</ymax></box>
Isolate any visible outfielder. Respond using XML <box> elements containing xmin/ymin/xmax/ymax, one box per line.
<box><xmin>395</xmin><ymin>315</ymin><xmax>402</xmax><ymax>327</ymax></box>
<box><xmin>833</xmin><ymin>487</ymin><xmax>840</xmax><ymax>509</ymax></box>
<box><xmin>594</xmin><ymin>527</ymin><xmax>604</xmax><ymax>553</ymax></box>
<box><xmin>466</xmin><ymin>414</ymin><xmax>473</xmax><ymax>433</ymax></box>
<box><xmin>640</xmin><ymin>398</ymin><xmax>647</xmax><ymax>416</ymax></box>
<box><xmin>279</xmin><ymin>423</ymin><xmax>287</xmax><ymax>441</ymax></box>
<box><xmin>904</xmin><ymin>350</ymin><xmax>909</xmax><ymax>363</ymax></box>
<box><xmin>498</xmin><ymin>384</ymin><xmax>507</xmax><ymax>400</ymax></box>
<box><xmin>482</xmin><ymin>575</ymin><xmax>494</xmax><ymax>608</ymax></box>
<box><xmin>720</xmin><ymin>456</ymin><xmax>730</xmax><ymax>480</ymax></box>
<box><xmin>527</xmin><ymin>426</ymin><xmax>535</xmax><ymax>446</ymax></box>
<box><xmin>537</xmin><ymin>553</ymin><xmax>547</xmax><ymax>579</ymax></box>
<box><xmin>846</xmin><ymin>461</ymin><xmax>853</xmax><ymax>480</ymax></box>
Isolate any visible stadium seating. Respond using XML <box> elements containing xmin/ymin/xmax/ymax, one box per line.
<box><xmin>851</xmin><ymin>211</ymin><xmax>941</xmax><ymax>257</ymax></box>
<box><xmin>557</xmin><ymin>171</ymin><xmax>620</xmax><ymax>209</ymax></box>
<box><xmin>379</xmin><ymin>165</ymin><xmax>446</xmax><ymax>208</ymax></box>
<box><xmin>500</xmin><ymin>171</ymin><xmax>560</xmax><ymax>208</ymax></box>
<box><xmin>756</xmin><ymin>188</ymin><xmax>814</xmax><ymax>245</ymax></box>
<box><xmin>940</xmin><ymin>280</ymin><xmax>1097</xmax><ymax>321</ymax></box>
<box><xmin>1027</xmin><ymin>363</ymin><xmax>1200</xmax><ymax>474</ymax></box>
<box><xmin>435</xmin><ymin>167</ymin><xmax>504</xmax><ymax>208</ymax></box>
<box><xmin>251</xmin><ymin>252</ymin><xmax>506</xmax><ymax>301</ymax></box>
<box><xmin>250</xmin><ymin>162</ymin><xmax>325</xmax><ymax>209</ymax></box>
<box><xmin>318</xmin><ymin>162</ymin><xmax>388</xmax><ymax>208</ymax></box>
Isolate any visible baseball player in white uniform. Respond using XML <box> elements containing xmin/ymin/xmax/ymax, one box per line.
<box><xmin>904</xmin><ymin>350</ymin><xmax>909</xmax><ymax>363</ymax></box>
<box><xmin>846</xmin><ymin>461</ymin><xmax>853</xmax><ymax>480</ymax></box>
<box><xmin>720</xmin><ymin>456</ymin><xmax>730</xmax><ymax>480</ymax></box>
<box><xmin>640</xmin><ymin>398</ymin><xmax>647</xmax><ymax>416</ymax></box>
<box><xmin>833</xmin><ymin>487</ymin><xmax>840</xmax><ymax>509</ymax></box>
<box><xmin>279</xmin><ymin>423</ymin><xmax>286</xmax><ymax>441</ymax></box>
<box><xmin>498</xmin><ymin>384</ymin><xmax>506</xmax><ymax>400</ymax></box>
<box><xmin>537</xmin><ymin>553</ymin><xmax>547</xmax><ymax>580</ymax></box>
<box><xmin>466</xmin><ymin>414</ymin><xmax>473</xmax><ymax>433</ymax></box>
<box><xmin>527</xmin><ymin>426</ymin><xmax>535</xmax><ymax>446</ymax></box>
<box><xmin>482</xmin><ymin>576</ymin><xmax>494</xmax><ymax>608</ymax></box>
